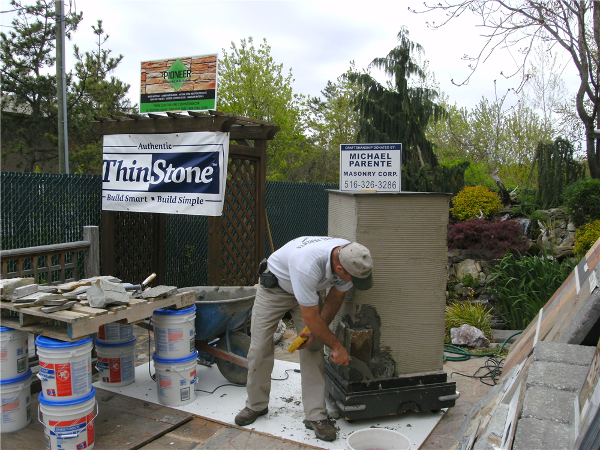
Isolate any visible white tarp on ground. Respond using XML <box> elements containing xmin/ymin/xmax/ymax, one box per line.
<box><xmin>94</xmin><ymin>359</ymin><xmax>443</xmax><ymax>449</ymax></box>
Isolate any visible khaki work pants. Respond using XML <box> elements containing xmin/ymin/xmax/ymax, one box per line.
<box><xmin>244</xmin><ymin>284</ymin><xmax>327</xmax><ymax>421</ymax></box>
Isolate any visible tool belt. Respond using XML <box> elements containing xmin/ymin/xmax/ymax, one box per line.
<box><xmin>257</xmin><ymin>258</ymin><xmax>279</xmax><ymax>288</ymax></box>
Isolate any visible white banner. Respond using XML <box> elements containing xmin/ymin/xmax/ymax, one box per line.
<box><xmin>339</xmin><ymin>143</ymin><xmax>402</xmax><ymax>192</ymax></box>
<box><xmin>102</xmin><ymin>132</ymin><xmax>229</xmax><ymax>216</ymax></box>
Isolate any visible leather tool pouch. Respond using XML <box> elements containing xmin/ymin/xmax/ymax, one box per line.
<box><xmin>258</xmin><ymin>258</ymin><xmax>268</xmax><ymax>276</ymax></box>
<box><xmin>259</xmin><ymin>272</ymin><xmax>278</xmax><ymax>288</ymax></box>
<box><xmin>257</xmin><ymin>258</ymin><xmax>278</xmax><ymax>288</ymax></box>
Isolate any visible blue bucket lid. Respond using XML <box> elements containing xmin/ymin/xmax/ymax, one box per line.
<box><xmin>153</xmin><ymin>304</ymin><xmax>196</xmax><ymax>316</ymax></box>
<box><xmin>35</xmin><ymin>335</ymin><xmax>93</xmax><ymax>348</ymax></box>
<box><xmin>94</xmin><ymin>336</ymin><xmax>136</xmax><ymax>347</ymax></box>
<box><xmin>0</xmin><ymin>369</ymin><xmax>32</xmax><ymax>385</ymax></box>
<box><xmin>0</xmin><ymin>326</ymin><xmax>17</xmax><ymax>332</ymax></box>
<box><xmin>152</xmin><ymin>350</ymin><xmax>198</xmax><ymax>364</ymax></box>
<box><xmin>38</xmin><ymin>386</ymin><xmax>96</xmax><ymax>406</ymax></box>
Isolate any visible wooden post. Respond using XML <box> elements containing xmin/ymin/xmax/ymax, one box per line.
<box><xmin>101</xmin><ymin>210</ymin><xmax>115</xmax><ymax>276</ymax></box>
<box><xmin>207</xmin><ymin>216</ymin><xmax>221</xmax><ymax>286</ymax></box>
<box><xmin>154</xmin><ymin>214</ymin><xmax>166</xmax><ymax>285</ymax></box>
<box><xmin>256</xmin><ymin>139</ymin><xmax>267</xmax><ymax>266</ymax></box>
<box><xmin>83</xmin><ymin>226</ymin><xmax>100</xmax><ymax>277</ymax></box>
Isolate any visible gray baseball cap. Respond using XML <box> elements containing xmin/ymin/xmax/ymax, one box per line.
<box><xmin>338</xmin><ymin>242</ymin><xmax>374</xmax><ymax>290</ymax></box>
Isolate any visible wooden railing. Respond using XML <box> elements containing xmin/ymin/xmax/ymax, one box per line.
<box><xmin>1</xmin><ymin>226</ymin><xmax>100</xmax><ymax>285</ymax></box>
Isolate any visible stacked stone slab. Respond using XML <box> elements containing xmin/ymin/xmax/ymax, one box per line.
<box><xmin>512</xmin><ymin>342</ymin><xmax>595</xmax><ymax>450</ymax></box>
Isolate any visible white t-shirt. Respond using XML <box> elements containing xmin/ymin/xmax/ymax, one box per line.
<box><xmin>267</xmin><ymin>236</ymin><xmax>353</xmax><ymax>306</ymax></box>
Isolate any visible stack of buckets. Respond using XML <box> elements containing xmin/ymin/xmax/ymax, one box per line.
<box><xmin>35</xmin><ymin>334</ymin><xmax>95</xmax><ymax>449</ymax></box>
<box><xmin>0</xmin><ymin>326</ymin><xmax>32</xmax><ymax>433</ymax></box>
<box><xmin>152</xmin><ymin>305</ymin><xmax>198</xmax><ymax>406</ymax></box>
<box><xmin>95</xmin><ymin>323</ymin><xmax>136</xmax><ymax>388</ymax></box>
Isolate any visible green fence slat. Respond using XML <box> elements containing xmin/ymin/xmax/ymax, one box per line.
<box><xmin>1</xmin><ymin>173</ymin><xmax>336</xmax><ymax>287</ymax></box>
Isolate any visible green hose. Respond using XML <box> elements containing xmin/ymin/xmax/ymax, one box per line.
<box><xmin>443</xmin><ymin>331</ymin><xmax>523</xmax><ymax>362</ymax></box>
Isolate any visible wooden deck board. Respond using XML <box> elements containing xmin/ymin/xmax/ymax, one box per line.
<box><xmin>0</xmin><ymin>389</ymin><xmax>193</xmax><ymax>450</ymax></box>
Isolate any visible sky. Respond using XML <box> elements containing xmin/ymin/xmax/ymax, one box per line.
<box><xmin>1</xmin><ymin>0</ymin><xmax>579</xmax><ymax>112</ymax></box>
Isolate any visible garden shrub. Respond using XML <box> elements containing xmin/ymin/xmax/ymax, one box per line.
<box><xmin>563</xmin><ymin>178</ymin><xmax>600</xmax><ymax>227</ymax></box>
<box><xmin>445</xmin><ymin>301</ymin><xmax>492</xmax><ymax>339</ymax></box>
<box><xmin>574</xmin><ymin>220</ymin><xmax>600</xmax><ymax>259</ymax></box>
<box><xmin>489</xmin><ymin>250</ymin><xmax>575</xmax><ymax>330</ymax></box>
<box><xmin>447</xmin><ymin>218</ymin><xmax>529</xmax><ymax>261</ymax></box>
<box><xmin>450</xmin><ymin>185</ymin><xmax>503</xmax><ymax>222</ymax></box>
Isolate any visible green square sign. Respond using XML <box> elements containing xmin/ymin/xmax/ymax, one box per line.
<box><xmin>164</xmin><ymin>59</ymin><xmax>191</xmax><ymax>91</ymax></box>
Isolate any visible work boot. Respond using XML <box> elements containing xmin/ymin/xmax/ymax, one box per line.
<box><xmin>304</xmin><ymin>419</ymin><xmax>337</xmax><ymax>441</ymax></box>
<box><xmin>235</xmin><ymin>407</ymin><xmax>268</xmax><ymax>426</ymax></box>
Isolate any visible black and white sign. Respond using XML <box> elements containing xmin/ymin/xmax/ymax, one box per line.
<box><xmin>339</xmin><ymin>143</ymin><xmax>402</xmax><ymax>192</ymax></box>
<box><xmin>102</xmin><ymin>132</ymin><xmax>229</xmax><ymax>216</ymax></box>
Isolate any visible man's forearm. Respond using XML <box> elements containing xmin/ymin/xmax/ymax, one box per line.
<box><xmin>300</xmin><ymin>305</ymin><xmax>344</xmax><ymax>351</ymax></box>
<box><xmin>320</xmin><ymin>287</ymin><xmax>345</xmax><ymax>325</ymax></box>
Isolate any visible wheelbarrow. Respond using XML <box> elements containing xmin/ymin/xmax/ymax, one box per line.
<box><xmin>178</xmin><ymin>286</ymin><xmax>256</xmax><ymax>385</ymax></box>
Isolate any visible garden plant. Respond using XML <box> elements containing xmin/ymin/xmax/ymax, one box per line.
<box><xmin>450</xmin><ymin>185</ymin><xmax>503</xmax><ymax>222</ymax></box>
<box><xmin>488</xmin><ymin>250</ymin><xmax>575</xmax><ymax>330</ymax></box>
<box><xmin>574</xmin><ymin>220</ymin><xmax>600</xmax><ymax>260</ymax></box>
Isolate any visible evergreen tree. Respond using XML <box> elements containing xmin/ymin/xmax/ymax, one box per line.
<box><xmin>69</xmin><ymin>20</ymin><xmax>135</xmax><ymax>173</ymax></box>
<box><xmin>0</xmin><ymin>0</ymin><xmax>82</xmax><ymax>171</ymax></box>
<box><xmin>349</xmin><ymin>28</ymin><xmax>464</xmax><ymax>192</ymax></box>
<box><xmin>1</xmin><ymin>1</ymin><xmax>134</xmax><ymax>173</ymax></box>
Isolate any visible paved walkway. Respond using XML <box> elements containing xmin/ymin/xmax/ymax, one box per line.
<box><xmin>134</xmin><ymin>327</ymin><xmax>496</xmax><ymax>449</ymax></box>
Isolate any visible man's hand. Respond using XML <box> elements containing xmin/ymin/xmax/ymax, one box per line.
<box><xmin>299</xmin><ymin>302</ymin><xmax>349</xmax><ymax>360</ymax></box>
<box><xmin>331</xmin><ymin>345</ymin><xmax>349</xmax><ymax>365</ymax></box>
<box><xmin>297</xmin><ymin>328</ymin><xmax>314</xmax><ymax>350</ymax></box>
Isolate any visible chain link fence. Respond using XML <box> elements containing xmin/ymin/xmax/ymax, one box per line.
<box><xmin>1</xmin><ymin>173</ymin><xmax>336</xmax><ymax>287</ymax></box>
<box><xmin>1</xmin><ymin>172</ymin><xmax>102</xmax><ymax>249</ymax></box>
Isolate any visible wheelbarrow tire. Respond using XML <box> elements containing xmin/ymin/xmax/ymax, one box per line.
<box><xmin>215</xmin><ymin>331</ymin><xmax>251</xmax><ymax>385</ymax></box>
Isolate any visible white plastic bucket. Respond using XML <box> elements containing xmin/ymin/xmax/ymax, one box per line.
<box><xmin>346</xmin><ymin>428</ymin><xmax>411</xmax><ymax>450</ymax></box>
<box><xmin>97</xmin><ymin>323</ymin><xmax>134</xmax><ymax>343</ymax></box>
<box><xmin>0</xmin><ymin>369</ymin><xmax>32</xmax><ymax>433</ymax></box>
<box><xmin>38</xmin><ymin>386</ymin><xmax>97</xmax><ymax>450</ymax></box>
<box><xmin>153</xmin><ymin>350</ymin><xmax>197</xmax><ymax>407</ymax></box>
<box><xmin>152</xmin><ymin>305</ymin><xmax>196</xmax><ymax>359</ymax></box>
<box><xmin>0</xmin><ymin>326</ymin><xmax>29</xmax><ymax>379</ymax></box>
<box><xmin>35</xmin><ymin>335</ymin><xmax>93</xmax><ymax>401</ymax></box>
<box><xmin>95</xmin><ymin>337</ymin><xmax>136</xmax><ymax>387</ymax></box>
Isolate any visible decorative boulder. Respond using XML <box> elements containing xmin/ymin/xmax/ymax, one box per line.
<box><xmin>451</xmin><ymin>324</ymin><xmax>490</xmax><ymax>348</ymax></box>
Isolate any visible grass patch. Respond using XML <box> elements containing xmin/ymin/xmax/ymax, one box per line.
<box><xmin>489</xmin><ymin>250</ymin><xmax>575</xmax><ymax>329</ymax></box>
<box><xmin>445</xmin><ymin>301</ymin><xmax>493</xmax><ymax>340</ymax></box>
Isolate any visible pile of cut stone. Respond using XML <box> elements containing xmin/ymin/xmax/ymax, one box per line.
<box><xmin>0</xmin><ymin>277</ymin><xmax>177</xmax><ymax>313</ymax></box>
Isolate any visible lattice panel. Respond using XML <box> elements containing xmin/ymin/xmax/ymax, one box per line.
<box><xmin>1</xmin><ymin>251</ymin><xmax>82</xmax><ymax>285</ymax></box>
<box><xmin>112</xmin><ymin>212</ymin><xmax>156</xmax><ymax>284</ymax></box>
<box><xmin>220</xmin><ymin>158</ymin><xmax>257</xmax><ymax>285</ymax></box>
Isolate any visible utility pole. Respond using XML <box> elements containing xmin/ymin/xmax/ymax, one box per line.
<box><xmin>56</xmin><ymin>0</ymin><xmax>69</xmax><ymax>173</ymax></box>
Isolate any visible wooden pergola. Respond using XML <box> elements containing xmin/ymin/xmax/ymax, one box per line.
<box><xmin>93</xmin><ymin>110</ymin><xmax>279</xmax><ymax>286</ymax></box>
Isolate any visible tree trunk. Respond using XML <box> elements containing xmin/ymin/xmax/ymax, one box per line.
<box><xmin>591</xmin><ymin>0</ymin><xmax>600</xmax><ymax>178</ymax></box>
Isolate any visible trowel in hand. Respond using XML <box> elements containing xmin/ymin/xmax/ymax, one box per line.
<box><xmin>348</xmin><ymin>356</ymin><xmax>375</xmax><ymax>381</ymax></box>
<box><xmin>330</xmin><ymin>355</ymin><xmax>375</xmax><ymax>382</ymax></box>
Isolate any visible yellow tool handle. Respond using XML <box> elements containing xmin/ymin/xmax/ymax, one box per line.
<box><xmin>287</xmin><ymin>326</ymin><xmax>310</xmax><ymax>353</ymax></box>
